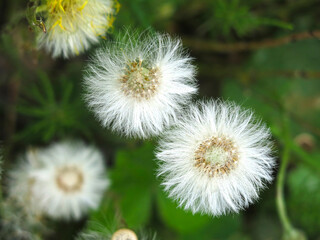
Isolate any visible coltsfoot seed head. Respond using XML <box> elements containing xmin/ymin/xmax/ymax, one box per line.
<box><xmin>156</xmin><ymin>100</ymin><xmax>275</xmax><ymax>216</ymax></box>
<box><xmin>9</xmin><ymin>141</ymin><xmax>109</xmax><ymax>220</ymax></box>
<box><xmin>84</xmin><ymin>30</ymin><xmax>198</xmax><ymax>138</ymax></box>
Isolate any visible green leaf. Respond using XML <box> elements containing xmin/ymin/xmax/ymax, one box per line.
<box><xmin>128</xmin><ymin>0</ymin><xmax>151</xmax><ymax>28</ymax></box>
<box><xmin>257</xmin><ymin>18</ymin><xmax>293</xmax><ymax>30</ymax></box>
<box><xmin>16</xmin><ymin>106</ymin><xmax>48</xmax><ymax>117</ymax></box>
<box><xmin>37</xmin><ymin>71</ymin><xmax>55</xmax><ymax>103</ymax></box>
<box><xmin>156</xmin><ymin>187</ymin><xmax>210</xmax><ymax>234</ymax></box>
<box><xmin>249</xmin><ymin>39</ymin><xmax>320</xmax><ymax>71</ymax></box>
<box><xmin>119</xmin><ymin>187</ymin><xmax>152</xmax><ymax>229</ymax></box>
<box><xmin>14</xmin><ymin>119</ymin><xmax>50</xmax><ymax>141</ymax></box>
<box><xmin>16</xmin><ymin>72</ymin><xmax>93</xmax><ymax>143</ymax></box>
<box><xmin>287</xmin><ymin>166</ymin><xmax>320</xmax><ymax>237</ymax></box>
<box><xmin>178</xmin><ymin>213</ymin><xmax>242</xmax><ymax>240</ymax></box>
<box><xmin>86</xmin><ymin>192</ymin><xmax>117</xmax><ymax>235</ymax></box>
<box><xmin>61</xmin><ymin>81</ymin><xmax>74</xmax><ymax>105</ymax></box>
<box><xmin>110</xmin><ymin>142</ymin><xmax>156</xmax><ymax>229</ymax></box>
<box><xmin>211</xmin><ymin>0</ymin><xmax>293</xmax><ymax>37</ymax></box>
<box><xmin>27</xmin><ymin>84</ymin><xmax>48</xmax><ymax>106</ymax></box>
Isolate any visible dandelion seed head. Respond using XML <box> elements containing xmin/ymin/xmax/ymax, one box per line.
<box><xmin>9</xmin><ymin>141</ymin><xmax>109</xmax><ymax>220</ymax></box>
<box><xmin>157</xmin><ymin>100</ymin><xmax>275</xmax><ymax>216</ymax></box>
<box><xmin>84</xmin><ymin>30</ymin><xmax>197</xmax><ymax>138</ymax></box>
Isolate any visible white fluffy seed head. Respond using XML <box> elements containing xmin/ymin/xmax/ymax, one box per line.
<box><xmin>37</xmin><ymin>0</ymin><xmax>115</xmax><ymax>58</ymax></box>
<box><xmin>84</xmin><ymin>30</ymin><xmax>198</xmax><ymax>139</ymax></box>
<box><xmin>8</xmin><ymin>149</ymin><xmax>42</xmax><ymax>216</ymax></box>
<box><xmin>156</xmin><ymin>100</ymin><xmax>275</xmax><ymax>216</ymax></box>
<box><xmin>9</xmin><ymin>141</ymin><xmax>109</xmax><ymax>220</ymax></box>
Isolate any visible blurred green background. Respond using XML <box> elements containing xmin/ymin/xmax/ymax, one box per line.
<box><xmin>1</xmin><ymin>0</ymin><xmax>320</xmax><ymax>239</ymax></box>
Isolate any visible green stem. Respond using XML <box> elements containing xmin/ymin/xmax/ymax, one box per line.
<box><xmin>276</xmin><ymin>144</ymin><xmax>293</xmax><ymax>233</ymax></box>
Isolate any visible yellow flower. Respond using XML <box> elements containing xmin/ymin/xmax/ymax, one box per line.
<box><xmin>36</xmin><ymin>0</ymin><xmax>118</xmax><ymax>58</ymax></box>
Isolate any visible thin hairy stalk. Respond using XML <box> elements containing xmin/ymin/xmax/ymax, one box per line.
<box><xmin>276</xmin><ymin>144</ymin><xmax>293</xmax><ymax>233</ymax></box>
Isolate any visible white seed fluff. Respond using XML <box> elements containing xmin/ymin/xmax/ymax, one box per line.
<box><xmin>8</xmin><ymin>150</ymin><xmax>42</xmax><ymax>216</ymax></box>
<box><xmin>9</xmin><ymin>141</ymin><xmax>109</xmax><ymax>220</ymax></box>
<box><xmin>156</xmin><ymin>100</ymin><xmax>275</xmax><ymax>216</ymax></box>
<box><xmin>37</xmin><ymin>0</ymin><xmax>114</xmax><ymax>58</ymax></box>
<box><xmin>84</xmin><ymin>31</ymin><xmax>198</xmax><ymax>139</ymax></box>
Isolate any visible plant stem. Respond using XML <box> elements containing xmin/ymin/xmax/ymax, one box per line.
<box><xmin>183</xmin><ymin>30</ymin><xmax>320</xmax><ymax>53</ymax></box>
<box><xmin>276</xmin><ymin>144</ymin><xmax>293</xmax><ymax>233</ymax></box>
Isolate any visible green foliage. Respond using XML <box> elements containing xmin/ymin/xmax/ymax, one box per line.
<box><xmin>220</xmin><ymin>37</ymin><xmax>320</xmax><ymax>240</ymax></box>
<box><xmin>115</xmin><ymin>0</ymin><xmax>293</xmax><ymax>37</ymax></box>
<box><xmin>110</xmin><ymin>142</ymin><xmax>156</xmax><ymax>229</ymax></box>
<box><xmin>222</xmin><ymin>39</ymin><xmax>320</xmax><ymax>173</ymax></box>
<box><xmin>287</xmin><ymin>166</ymin><xmax>320</xmax><ymax>237</ymax></box>
<box><xmin>86</xmin><ymin>192</ymin><xmax>117</xmax><ymax>234</ymax></box>
<box><xmin>99</xmin><ymin>142</ymin><xmax>243</xmax><ymax>239</ymax></box>
<box><xmin>157</xmin><ymin>188</ymin><xmax>242</xmax><ymax>240</ymax></box>
<box><xmin>1</xmin><ymin>0</ymin><xmax>320</xmax><ymax>239</ymax></box>
<box><xmin>249</xmin><ymin>39</ymin><xmax>320</xmax><ymax>70</ymax></box>
<box><xmin>210</xmin><ymin>0</ymin><xmax>293</xmax><ymax>37</ymax></box>
<box><xmin>16</xmin><ymin>70</ymin><xmax>92</xmax><ymax>143</ymax></box>
<box><xmin>115</xmin><ymin>0</ymin><xmax>183</xmax><ymax>29</ymax></box>
<box><xmin>156</xmin><ymin>189</ymin><xmax>211</xmax><ymax>234</ymax></box>
<box><xmin>0</xmin><ymin>33</ymin><xmax>21</xmax><ymax>68</ymax></box>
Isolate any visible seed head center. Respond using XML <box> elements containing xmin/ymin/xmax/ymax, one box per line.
<box><xmin>49</xmin><ymin>0</ymin><xmax>84</xmax><ymax>14</ymax></box>
<box><xmin>194</xmin><ymin>136</ymin><xmax>239</xmax><ymax>177</ymax></box>
<box><xmin>56</xmin><ymin>166</ymin><xmax>83</xmax><ymax>193</ymax></box>
<box><xmin>120</xmin><ymin>59</ymin><xmax>160</xmax><ymax>100</ymax></box>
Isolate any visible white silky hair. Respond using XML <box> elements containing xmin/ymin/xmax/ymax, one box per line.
<box><xmin>10</xmin><ymin>141</ymin><xmax>109</xmax><ymax>220</ymax></box>
<box><xmin>156</xmin><ymin>100</ymin><xmax>275</xmax><ymax>216</ymax></box>
<box><xmin>84</xmin><ymin>30</ymin><xmax>198</xmax><ymax>139</ymax></box>
<box><xmin>37</xmin><ymin>0</ymin><xmax>112</xmax><ymax>58</ymax></box>
<box><xmin>8</xmin><ymin>151</ymin><xmax>41</xmax><ymax>216</ymax></box>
